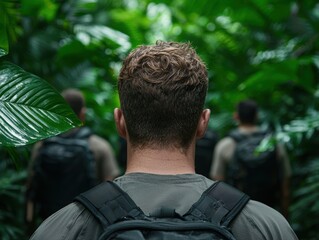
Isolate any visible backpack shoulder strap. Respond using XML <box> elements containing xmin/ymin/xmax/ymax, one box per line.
<box><xmin>74</xmin><ymin>181</ymin><xmax>145</xmax><ymax>230</ymax></box>
<box><xmin>184</xmin><ymin>181</ymin><xmax>249</xmax><ymax>227</ymax></box>
<box><xmin>43</xmin><ymin>128</ymin><xmax>92</xmax><ymax>147</ymax></box>
<box><xmin>229</xmin><ymin>129</ymin><xmax>268</xmax><ymax>143</ymax></box>
<box><xmin>228</xmin><ymin>130</ymin><xmax>245</xmax><ymax>143</ymax></box>
<box><xmin>251</xmin><ymin>130</ymin><xmax>268</xmax><ymax>138</ymax></box>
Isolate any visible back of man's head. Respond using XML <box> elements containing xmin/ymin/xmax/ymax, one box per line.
<box><xmin>118</xmin><ymin>41</ymin><xmax>208</xmax><ymax>150</ymax></box>
<box><xmin>236</xmin><ymin>100</ymin><xmax>258</xmax><ymax>125</ymax></box>
<box><xmin>61</xmin><ymin>88</ymin><xmax>85</xmax><ymax>117</ymax></box>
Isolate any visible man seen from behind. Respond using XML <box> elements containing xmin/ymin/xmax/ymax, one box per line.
<box><xmin>30</xmin><ymin>42</ymin><xmax>297</xmax><ymax>239</ymax></box>
<box><xmin>26</xmin><ymin>89</ymin><xmax>120</xmax><ymax>230</ymax></box>
<box><xmin>210</xmin><ymin>100</ymin><xmax>292</xmax><ymax>218</ymax></box>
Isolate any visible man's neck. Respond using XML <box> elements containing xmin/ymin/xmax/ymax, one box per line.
<box><xmin>238</xmin><ymin>124</ymin><xmax>257</xmax><ymax>130</ymax></box>
<box><xmin>125</xmin><ymin>145</ymin><xmax>196</xmax><ymax>175</ymax></box>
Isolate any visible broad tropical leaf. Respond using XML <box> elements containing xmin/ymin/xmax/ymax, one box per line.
<box><xmin>0</xmin><ymin>61</ymin><xmax>82</xmax><ymax>146</ymax></box>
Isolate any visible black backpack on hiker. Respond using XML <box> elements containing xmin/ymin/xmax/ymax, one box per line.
<box><xmin>227</xmin><ymin>130</ymin><xmax>280</xmax><ymax>207</ymax></box>
<box><xmin>32</xmin><ymin>127</ymin><xmax>97</xmax><ymax>219</ymax></box>
<box><xmin>74</xmin><ymin>181</ymin><xmax>249</xmax><ymax>240</ymax></box>
<box><xmin>195</xmin><ymin>129</ymin><xmax>219</xmax><ymax>178</ymax></box>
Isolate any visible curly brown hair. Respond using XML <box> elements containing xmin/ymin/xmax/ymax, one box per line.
<box><xmin>118</xmin><ymin>41</ymin><xmax>208</xmax><ymax>150</ymax></box>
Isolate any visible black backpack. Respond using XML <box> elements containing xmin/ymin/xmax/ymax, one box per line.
<box><xmin>32</xmin><ymin>127</ymin><xmax>97</xmax><ymax>219</ymax></box>
<box><xmin>195</xmin><ymin>129</ymin><xmax>219</xmax><ymax>178</ymax></box>
<box><xmin>227</xmin><ymin>130</ymin><xmax>280</xmax><ymax>206</ymax></box>
<box><xmin>74</xmin><ymin>181</ymin><xmax>249</xmax><ymax>240</ymax></box>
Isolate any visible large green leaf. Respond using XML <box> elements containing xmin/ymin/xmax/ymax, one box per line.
<box><xmin>0</xmin><ymin>61</ymin><xmax>82</xmax><ymax>146</ymax></box>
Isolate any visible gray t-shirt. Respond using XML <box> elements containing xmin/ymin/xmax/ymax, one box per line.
<box><xmin>30</xmin><ymin>173</ymin><xmax>298</xmax><ymax>240</ymax></box>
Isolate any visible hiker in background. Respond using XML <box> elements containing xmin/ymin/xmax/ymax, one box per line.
<box><xmin>117</xmin><ymin>136</ymin><xmax>127</xmax><ymax>172</ymax></box>
<box><xmin>25</xmin><ymin>88</ymin><xmax>120</xmax><ymax>231</ymax></box>
<box><xmin>30</xmin><ymin>42</ymin><xmax>297</xmax><ymax>240</ymax></box>
<box><xmin>210</xmin><ymin>100</ymin><xmax>291</xmax><ymax>218</ymax></box>
<box><xmin>195</xmin><ymin>128</ymin><xmax>219</xmax><ymax>177</ymax></box>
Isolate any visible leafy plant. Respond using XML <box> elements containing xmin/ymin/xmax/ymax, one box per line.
<box><xmin>0</xmin><ymin>61</ymin><xmax>82</xmax><ymax>147</ymax></box>
<box><xmin>290</xmin><ymin>158</ymin><xmax>319</xmax><ymax>240</ymax></box>
<box><xmin>0</xmin><ymin>1</ymin><xmax>84</xmax><ymax>239</ymax></box>
<box><xmin>0</xmin><ymin>167</ymin><xmax>27</xmax><ymax>240</ymax></box>
<box><xmin>1</xmin><ymin>0</ymin><xmax>319</xmax><ymax>239</ymax></box>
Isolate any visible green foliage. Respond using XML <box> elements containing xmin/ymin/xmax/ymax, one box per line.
<box><xmin>21</xmin><ymin>0</ymin><xmax>58</xmax><ymax>21</ymax></box>
<box><xmin>1</xmin><ymin>0</ymin><xmax>319</xmax><ymax>239</ymax></box>
<box><xmin>0</xmin><ymin>171</ymin><xmax>26</xmax><ymax>240</ymax></box>
<box><xmin>1</xmin><ymin>0</ymin><xmax>21</xmax><ymax>48</ymax></box>
<box><xmin>0</xmin><ymin>152</ymin><xmax>28</xmax><ymax>240</ymax></box>
<box><xmin>0</xmin><ymin>1</ymin><xmax>92</xmax><ymax>238</ymax></box>
<box><xmin>0</xmin><ymin>13</ymin><xmax>8</xmax><ymax>57</ymax></box>
<box><xmin>290</xmin><ymin>158</ymin><xmax>319</xmax><ymax>240</ymax></box>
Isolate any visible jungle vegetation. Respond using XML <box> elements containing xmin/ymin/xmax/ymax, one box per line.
<box><xmin>1</xmin><ymin>0</ymin><xmax>319</xmax><ymax>239</ymax></box>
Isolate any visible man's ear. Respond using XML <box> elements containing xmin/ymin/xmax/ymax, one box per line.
<box><xmin>254</xmin><ymin>113</ymin><xmax>259</xmax><ymax>123</ymax></box>
<box><xmin>114</xmin><ymin>108</ymin><xmax>127</xmax><ymax>139</ymax></box>
<box><xmin>79</xmin><ymin>107</ymin><xmax>86</xmax><ymax>122</ymax></box>
<box><xmin>233</xmin><ymin>112</ymin><xmax>239</xmax><ymax>121</ymax></box>
<box><xmin>196</xmin><ymin>109</ymin><xmax>211</xmax><ymax>139</ymax></box>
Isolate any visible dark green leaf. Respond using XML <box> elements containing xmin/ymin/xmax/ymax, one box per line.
<box><xmin>0</xmin><ymin>4</ymin><xmax>9</xmax><ymax>57</ymax></box>
<box><xmin>0</xmin><ymin>61</ymin><xmax>82</xmax><ymax>146</ymax></box>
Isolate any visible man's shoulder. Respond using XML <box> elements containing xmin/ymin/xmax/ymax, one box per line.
<box><xmin>89</xmin><ymin>134</ymin><xmax>111</xmax><ymax>146</ymax></box>
<box><xmin>88</xmin><ymin>134</ymin><xmax>113</xmax><ymax>153</ymax></box>
<box><xmin>30</xmin><ymin>180</ymin><xmax>298</xmax><ymax>240</ymax></box>
<box><xmin>232</xmin><ymin>200</ymin><xmax>298</xmax><ymax>239</ymax></box>
<box><xmin>30</xmin><ymin>202</ymin><xmax>102</xmax><ymax>240</ymax></box>
<box><xmin>217</xmin><ymin>136</ymin><xmax>236</xmax><ymax>147</ymax></box>
<box><xmin>214</xmin><ymin>136</ymin><xmax>236</xmax><ymax>156</ymax></box>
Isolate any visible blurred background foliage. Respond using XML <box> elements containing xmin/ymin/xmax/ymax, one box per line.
<box><xmin>1</xmin><ymin>0</ymin><xmax>319</xmax><ymax>239</ymax></box>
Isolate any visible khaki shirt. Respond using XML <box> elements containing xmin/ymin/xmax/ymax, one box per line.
<box><xmin>30</xmin><ymin>173</ymin><xmax>298</xmax><ymax>240</ymax></box>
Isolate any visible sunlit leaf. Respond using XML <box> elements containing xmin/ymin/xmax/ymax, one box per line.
<box><xmin>0</xmin><ymin>61</ymin><xmax>82</xmax><ymax>147</ymax></box>
<box><xmin>313</xmin><ymin>55</ymin><xmax>319</xmax><ymax>69</ymax></box>
<box><xmin>74</xmin><ymin>24</ymin><xmax>131</xmax><ymax>53</ymax></box>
